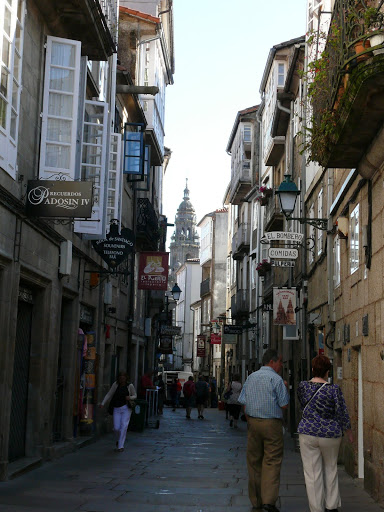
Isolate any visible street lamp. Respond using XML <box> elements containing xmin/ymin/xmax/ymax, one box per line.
<box><xmin>276</xmin><ymin>174</ymin><xmax>328</xmax><ymax>231</ymax></box>
<box><xmin>171</xmin><ymin>282</ymin><xmax>181</xmax><ymax>301</ymax></box>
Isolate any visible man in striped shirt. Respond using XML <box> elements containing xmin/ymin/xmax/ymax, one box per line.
<box><xmin>238</xmin><ymin>349</ymin><xmax>289</xmax><ymax>512</ymax></box>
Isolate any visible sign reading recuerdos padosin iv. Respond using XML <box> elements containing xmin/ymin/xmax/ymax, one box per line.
<box><xmin>26</xmin><ymin>180</ymin><xmax>93</xmax><ymax>218</ymax></box>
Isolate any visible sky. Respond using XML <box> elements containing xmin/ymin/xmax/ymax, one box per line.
<box><xmin>163</xmin><ymin>0</ymin><xmax>307</xmax><ymax>242</ymax></box>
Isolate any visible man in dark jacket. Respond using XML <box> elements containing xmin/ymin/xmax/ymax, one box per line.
<box><xmin>195</xmin><ymin>375</ymin><xmax>209</xmax><ymax>419</ymax></box>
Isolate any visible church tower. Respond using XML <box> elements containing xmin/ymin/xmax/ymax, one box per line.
<box><xmin>169</xmin><ymin>179</ymin><xmax>200</xmax><ymax>284</ymax></box>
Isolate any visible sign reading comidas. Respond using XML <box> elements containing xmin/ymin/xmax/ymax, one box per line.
<box><xmin>26</xmin><ymin>180</ymin><xmax>93</xmax><ymax>218</ymax></box>
<box><xmin>92</xmin><ymin>225</ymin><xmax>135</xmax><ymax>268</ymax></box>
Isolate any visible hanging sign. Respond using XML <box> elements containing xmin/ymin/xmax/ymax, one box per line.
<box><xmin>158</xmin><ymin>337</ymin><xmax>173</xmax><ymax>354</ymax></box>
<box><xmin>161</xmin><ymin>325</ymin><xmax>182</xmax><ymax>336</ymax></box>
<box><xmin>271</xmin><ymin>260</ymin><xmax>295</xmax><ymax>268</ymax></box>
<box><xmin>269</xmin><ymin>248</ymin><xmax>298</xmax><ymax>259</ymax></box>
<box><xmin>92</xmin><ymin>225</ymin><xmax>135</xmax><ymax>268</ymax></box>
<box><xmin>273</xmin><ymin>288</ymin><xmax>297</xmax><ymax>325</ymax></box>
<box><xmin>223</xmin><ymin>325</ymin><xmax>243</xmax><ymax>335</ymax></box>
<box><xmin>261</xmin><ymin>231</ymin><xmax>304</xmax><ymax>243</ymax></box>
<box><xmin>138</xmin><ymin>252</ymin><xmax>169</xmax><ymax>290</ymax></box>
<box><xmin>197</xmin><ymin>339</ymin><xmax>206</xmax><ymax>357</ymax></box>
<box><xmin>210</xmin><ymin>333</ymin><xmax>222</xmax><ymax>345</ymax></box>
<box><xmin>26</xmin><ymin>180</ymin><xmax>93</xmax><ymax>218</ymax></box>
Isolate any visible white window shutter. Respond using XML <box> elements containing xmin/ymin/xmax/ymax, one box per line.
<box><xmin>106</xmin><ymin>133</ymin><xmax>122</xmax><ymax>227</ymax></box>
<box><xmin>39</xmin><ymin>36</ymin><xmax>81</xmax><ymax>180</ymax></box>
<box><xmin>74</xmin><ymin>100</ymin><xmax>108</xmax><ymax>236</ymax></box>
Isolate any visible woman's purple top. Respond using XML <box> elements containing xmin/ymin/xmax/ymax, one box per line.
<box><xmin>297</xmin><ymin>381</ymin><xmax>351</xmax><ymax>438</ymax></box>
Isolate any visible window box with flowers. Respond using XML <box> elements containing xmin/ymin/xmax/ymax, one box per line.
<box><xmin>256</xmin><ymin>186</ymin><xmax>273</xmax><ymax>206</ymax></box>
<box><xmin>256</xmin><ymin>259</ymin><xmax>272</xmax><ymax>277</ymax></box>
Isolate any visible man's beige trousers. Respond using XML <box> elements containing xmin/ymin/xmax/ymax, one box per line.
<box><xmin>246</xmin><ymin>417</ymin><xmax>284</xmax><ymax>508</ymax></box>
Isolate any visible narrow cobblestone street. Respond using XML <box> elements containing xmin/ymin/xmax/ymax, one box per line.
<box><xmin>0</xmin><ymin>407</ymin><xmax>382</xmax><ymax>512</ymax></box>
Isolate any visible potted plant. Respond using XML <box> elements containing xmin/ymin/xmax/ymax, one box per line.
<box><xmin>256</xmin><ymin>259</ymin><xmax>272</xmax><ymax>277</ymax></box>
<box><xmin>364</xmin><ymin>5</ymin><xmax>384</xmax><ymax>54</ymax></box>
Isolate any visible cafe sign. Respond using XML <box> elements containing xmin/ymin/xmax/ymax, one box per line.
<box><xmin>26</xmin><ymin>180</ymin><xmax>93</xmax><ymax>218</ymax></box>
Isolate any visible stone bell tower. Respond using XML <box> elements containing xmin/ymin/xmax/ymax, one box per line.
<box><xmin>169</xmin><ymin>179</ymin><xmax>200</xmax><ymax>285</ymax></box>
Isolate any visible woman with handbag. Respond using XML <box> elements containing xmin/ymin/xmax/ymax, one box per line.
<box><xmin>297</xmin><ymin>355</ymin><xmax>353</xmax><ymax>512</ymax></box>
<box><xmin>100</xmin><ymin>371</ymin><xmax>137</xmax><ymax>452</ymax></box>
<box><xmin>226</xmin><ymin>374</ymin><xmax>242</xmax><ymax>428</ymax></box>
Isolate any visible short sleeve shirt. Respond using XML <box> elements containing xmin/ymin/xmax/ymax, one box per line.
<box><xmin>238</xmin><ymin>366</ymin><xmax>289</xmax><ymax>419</ymax></box>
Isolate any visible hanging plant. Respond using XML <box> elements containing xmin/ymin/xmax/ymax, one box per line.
<box><xmin>256</xmin><ymin>259</ymin><xmax>272</xmax><ymax>276</ymax></box>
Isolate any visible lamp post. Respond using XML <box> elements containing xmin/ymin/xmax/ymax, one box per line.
<box><xmin>276</xmin><ymin>174</ymin><xmax>328</xmax><ymax>231</ymax></box>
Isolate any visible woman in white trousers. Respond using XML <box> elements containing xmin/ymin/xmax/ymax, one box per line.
<box><xmin>297</xmin><ymin>355</ymin><xmax>353</xmax><ymax>512</ymax></box>
<box><xmin>100</xmin><ymin>371</ymin><xmax>137</xmax><ymax>452</ymax></box>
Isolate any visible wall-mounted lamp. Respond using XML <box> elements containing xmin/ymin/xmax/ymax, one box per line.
<box><xmin>276</xmin><ymin>174</ymin><xmax>328</xmax><ymax>231</ymax></box>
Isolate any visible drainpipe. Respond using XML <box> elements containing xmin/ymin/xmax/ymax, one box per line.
<box><xmin>255</xmin><ymin>99</ymin><xmax>264</xmax><ymax>368</ymax></box>
<box><xmin>327</xmin><ymin>170</ymin><xmax>335</xmax><ymax>344</ymax></box>
<box><xmin>301</xmin><ymin>41</ymin><xmax>309</xmax><ymax>380</ymax></box>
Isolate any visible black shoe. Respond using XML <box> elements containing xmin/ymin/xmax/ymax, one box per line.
<box><xmin>200</xmin><ymin>415</ymin><xmax>204</xmax><ymax>419</ymax></box>
<box><xmin>325</xmin><ymin>509</ymin><xmax>338</xmax><ymax>512</ymax></box>
<box><xmin>263</xmin><ymin>505</ymin><xmax>280</xmax><ymax>512</ymax></box>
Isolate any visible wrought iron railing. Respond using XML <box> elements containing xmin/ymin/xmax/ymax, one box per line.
<box><xmin>98</xmin><ymin>0</ymin><xmax>118</xmax><ymax>46</ymax></box>
<box><xmin>312</xmin><ymin>0</ymin><xmax>384</xmax><ymax>125</ymax></box>
<box><xmin>232</xmin><ymin>223</ymin><xmax>250</xmax><ymax>256</ymax></box>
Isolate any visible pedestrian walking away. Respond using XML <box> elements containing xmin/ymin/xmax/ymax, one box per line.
<box><xmin>183</xmin><ymin>375</ymin><xmax>196</xmax><ymax>419</ymax></box>
<box><xmin>195</xmin><ymin>374</ymin><xmax>209</xmax><ymax>419</ymax></box>
<box><xmin>155</xmin><ymin>374</ymin><xmax>165</xmax><ymax>414</ymax></box>
<box><xmin>238</xmin><ymin>348</ymin><xmax>289</xmax><ymax>512</ymax></box>
<box><xmin>226</xmin><ymin>373</ymin><xmax>242</xmax><ymax>428</ymax></box>
<box><xmin>99</xmin><ymin>371</ymin><xmax>137</xmax><ymax>452</ymax></box>
<box><xmin>297</xmin><ymin>355</ymin><xmax>353</xmax><ymax>512</ymax></box>
<box><xmin>170</xmin><ymin>377</ymin><xmax>178</xmax><ymax>411</ymax></box>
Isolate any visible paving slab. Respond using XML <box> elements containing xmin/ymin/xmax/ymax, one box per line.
<box><xmin>0</xmin><ymin>407</ymin><xmax>383</xmax><ymax>511</ymax></box>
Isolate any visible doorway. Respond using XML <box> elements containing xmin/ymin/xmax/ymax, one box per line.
<box><xmin>8</xmin><ymin>298</ymin><xmax>33</xmax><ymax>461</ymax></box>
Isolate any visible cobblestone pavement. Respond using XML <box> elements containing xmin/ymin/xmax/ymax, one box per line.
<box><xmin>0</xmin><ymin>407</ymin><xmax>382</xmax><ymax>511</ymax></box>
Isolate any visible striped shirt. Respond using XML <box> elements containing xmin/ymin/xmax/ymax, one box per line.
<box><xmin>238</xmin><ymin>366</ymin><xmax>289</xmax><ymax>419</ymax></box>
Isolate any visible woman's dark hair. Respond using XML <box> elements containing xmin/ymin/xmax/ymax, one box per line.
<box><xmin>233</xmin><ymin>373</ymin><xmax>241</xmax><ymax>382</ymax></box>
<box><xmin>116</xmin><ymin>371</ymin><xmax>128</xmax><ymax>384</ymax></box>
<box><xmin>312</xmin><ymin>355</ymin><xmax>331</xmax><ymax>378</ymax></box>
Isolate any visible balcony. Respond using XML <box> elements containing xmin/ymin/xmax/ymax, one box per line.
<box><xmin>232</xmin><ymin>223</ymin><xmax>250</xmax><ymax>260</ymax></box>
<box><xmin>39</xmin><ymin>0</ymin><xmax>117</xmax><ymax>60</ymax></box>
<box><xmin>310</xmin><ymin>0</ymin><xmax>384</xmax><ymax>172</ymax></box>
<box><xmin>264</xmin><ymin>195</ymin><xmax>284</xmax><ymax>232</ymax></box>
<box><xmin>200</xmin><ymin>278</ymin><xmax>211</xmax><ymax>297</ymax></box>
<box><xmin>229</xmin><ymin>160</ymin><xmax>252</xmax><ymax>205</ymax></box>
<box><xmin>231</xmin><ymin>289</ymin><xmax>249</xmax><ymax>318</ymax></box>
<box><xmin>264</xmin><ymin>136</ymin><xmax>285</xmax><ymax>166</ymax></box>
<box><xmin>136</xmin><ymin>198</ymin><xmax>160</xmax><ymax>251</ymax></box>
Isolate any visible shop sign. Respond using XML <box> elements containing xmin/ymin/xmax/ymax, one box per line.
<box><xmin>273</xmin><ymin>288</ymin><xmax>297</xmax><ymax>326</ymax></box>
<box><xmin>92</xmin><ymin>227</ymin><xmax>135</xmax><ymax>268</ymax></box>
<box><xmin>161</xmin><ymin>325</ymin><xmax>181</xmax><ymax>335</ymax></box>
<box><xmin>210</xmin><ymin>333</ymin><xmax>222</xmax><ymax>345</ymax></box>
<box><xmin>223</xmin><ymin>325</ymin><xmax>242</xmax><ymax>335</ymax></box>
<box><xmin>138</xmin><ymin>252</ymin><xmax>169</xmax><ymax>290</ymax></box>
<box><xmin>26</xmin><ymin>180</ymin><xmax>93</xmax><ymax>218</ymax></box>
<box><xmin>197</xmin><ymin>334</ymin><xmax>206</xmax><ymax>341</ymax></box>
<box><xmin>197</xmin><ymin>339</ymin><xmax>206</xmax><ymax>357</ymax></box>
<box><xmin>159</xmin><ymin>336</ymin><xmax>173</xmax><ymax>354</ymax></box>
<box><xmin>261</xmin><ymin>231</ymin><xmax>304</xmax><ymax>243</ymax></box>
<box><xmin>269</xmin><ymin>248</ymin><xmax>298</xmax><ymax>259</ymax></box>
<box><xmin>271</xmin><ymin>260</ymin><xmax>295</xmax><ymax>268</ymax></box>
